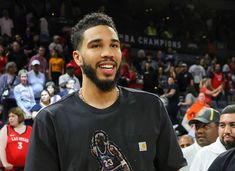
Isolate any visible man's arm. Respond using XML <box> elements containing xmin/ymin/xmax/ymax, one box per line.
<box><xmin>154</xmin><ymin>101</ymin><xmax>187</xmax><ymax>171</ymax></box>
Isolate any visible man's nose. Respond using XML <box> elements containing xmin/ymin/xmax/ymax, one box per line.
<box><xmin>101</xmin><ymin>47</ymin><xmax>114</xmax><ymax>58</ymax></box>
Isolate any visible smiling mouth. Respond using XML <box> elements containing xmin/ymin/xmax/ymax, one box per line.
<box><xmin>99</xmin><ymin>64</ymin><xmax>115</xmax><ymax>69</ymax></box>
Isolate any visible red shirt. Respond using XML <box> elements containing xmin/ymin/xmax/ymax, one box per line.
<box><xmin>211</xmin><ymin>72</ymin><xmax>223</xmax><ymax>89</ymax></box>
<box><xmin>6</xmin><ymin>125</ymin><xmax>32</xmax><ymax>168</ymax></box>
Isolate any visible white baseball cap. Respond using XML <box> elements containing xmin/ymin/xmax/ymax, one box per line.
<box><xmin>31</xmin><ymin>60</ymin><xmax>40</xmax><ymax>66</ymax></box>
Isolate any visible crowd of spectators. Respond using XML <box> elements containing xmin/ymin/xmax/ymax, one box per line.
<box><xmin>0</xmin><ymin>2</ymin><xmax>235</xmax><ymax>170</ymax></box>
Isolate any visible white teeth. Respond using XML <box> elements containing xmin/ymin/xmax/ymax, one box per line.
<box><xmin>100</xmin><ymin>65</ymin><xmax>114</xmax><ymax>69</ymax></box>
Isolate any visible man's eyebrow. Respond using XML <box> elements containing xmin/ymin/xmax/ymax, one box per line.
<box><xmin>87</xmin><ymin>39</ymin><xmax>120</xmax><ymax>44</ymax></box>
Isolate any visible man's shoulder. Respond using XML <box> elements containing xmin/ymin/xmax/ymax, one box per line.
<box><xmin>120</xmin><ymin>87</ymin><xmax>161</xmax><ymax>101</ymax></box>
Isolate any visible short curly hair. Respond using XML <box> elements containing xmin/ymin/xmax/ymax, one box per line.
<box><xmin>71</xmin><ymin>12</ymin><xmax>117</xmax><ymax>50</ymax></box>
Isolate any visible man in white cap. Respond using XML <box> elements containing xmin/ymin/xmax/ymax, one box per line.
<box><xmin>28</xmin><ymin>60</ymin><xmax>45</xmax><ymax>102</ymax></box>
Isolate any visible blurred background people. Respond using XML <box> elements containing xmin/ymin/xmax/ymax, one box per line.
<box><xmin>31</xmin><ymin>89</ymin><xmax>51</xmax><ymax>120</ymax></box>
<box><xmin>45</xmin><ymin>81</ymin><xmax>61</xmax><ymax>104</ymax></box>
<box><xmin>0</xmin><ymin>62</ymin><xmax>19</xmax><ymax>123</ymax></box>
<box><xmin>27</xmin><ymin>60</ymin><xmax>45</xmax><ymax>102</ymax></box>
<box><xmin>14</xmin><ymin>69</ymin><xmax>35</xmax><ymax>123</ymax></box>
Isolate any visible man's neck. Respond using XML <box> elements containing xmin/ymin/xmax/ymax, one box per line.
<box><xmin>79</xmin><ymin>80</ymin><xmax>119</xmax><ymax>109</ymax></box>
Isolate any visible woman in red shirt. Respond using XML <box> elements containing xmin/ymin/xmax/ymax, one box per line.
<box><xmin>0</xmin><ymin>107</ymin><xmax>32</xmax><ymax>171</ymax></box>
<box><xmin>200</xmin><ymin>78</ymin><xmax>222</xmax><ymax>105</ymax></box>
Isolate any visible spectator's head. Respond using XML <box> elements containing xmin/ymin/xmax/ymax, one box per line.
<box><xmin>195</xmin><ymin>56</ymin><xmax>200</xmax><ymax>65</ymax></box>
<box><xmin>46</xmin><ymin>81</ymin><xmax>57</xmax><ymax>96</ymax></box>
<box><xmin>5</xmin><ymin>61</ymin><xmax>17</xmax><ymax>74</ymax></box>
<box><xmin>189</xmin><ymin>107</ymin><xmax>220</xmax><ymax>147</ymax></box>
<box><xmin>180</xmin><ymin>63</ymin><xmax>187</xmax><ymax>72</ymax></box>
<box><xmin>167</xmin><ymin>76</ymin><xmax>175</xmax><ymax>85</ymax></box>
<box><xmin>66</xmin><ymin>62</ymin><xmax>75</xmax><ymax>76</ymax></box>
<box><xmin>40</xmin><ymin>89</ymin><xmax>51</xmax><ymax>106</ymax></box>
<box><xmin>137</xmin><ymin>49</ymin><xmax>145</xmax><ymax>59</ymax></box>
<box><xmin>38</xmin><ymin>46</ymin><xmax>46</xmax><ymax>57</ymax></box>
<box><xmin>146</xmin><ymin>52</ymin><xmax>153</xmax><ymax>62</ymax></box>
<box><xmin>178</xmin><ymin>135</ymin><xmax>194</xmax><ymax>148</ymax></box>
<box><xmin>53</xmin><ymin>35</ymin><xmax>60</xmax><ymax>44</ymax></box>
<box><xmin>31</xmin><ymin>59</ymin><xmax>40</xmax><ymax>73</ymax></box>
<box><xmin>219</xmin><ymin>104</ymin><xmax>235</xmax><ymax>150</ymax></box>
<box><xmin>71</xmin><ymin>12</ymin><xmax>117</xmax><ymax>50</ymax></box>
<box><xmin>12</xmin><ymin>41</ymin><xmax>21</xmax><ymax>52</ymax></box>
<box><xmin>215</xmin><ymin>64</ymin><xmax>221</xmax><ymax>73</ymax></box>
<box><xmin>8</xmin><ymin>107</ymin><xmax>25</xmax><ymax>125</ymax></box>
<box><xmin>197</xmin><ymin>92</ymin><xmax>206</xmax><ymax>103</ymax></box>
<box><xmin>18</xmin><ymin>69</ymin><xmax>28</xmax><ymax>85</ymax></box>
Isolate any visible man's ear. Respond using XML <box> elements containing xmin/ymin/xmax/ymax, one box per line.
<box><xmin>73</xmin><ymin>50</ymin><xmax>83</xmax><ymax>67</ymax></box>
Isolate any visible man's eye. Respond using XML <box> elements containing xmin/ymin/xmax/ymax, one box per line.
<box><xmin>111</xmin><ymin>44</ymin><xmax>119</xmax><ymax>48</ymax></box>
<box><xmin>91</xmin><ymin>44</ymin><xmax>100</xmax><ymax>48</ymax></box>
<box><xmin>219</xmin><ymin>123</ymin><xmax>225</xmax><ymax>128</ymax></box>
<box><xmin>230</xmin><ymin>123</ymin><xmax>235</xmax><ymax>127</ymax></box>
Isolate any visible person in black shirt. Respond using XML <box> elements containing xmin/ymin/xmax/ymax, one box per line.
<box><xmin>25</xmin><ymin>12</ymin><xmax>186</xmax><ymax>171</ymax></box>
<box><xmin>208</xmin><ymin>147</ymin><xmax>235</xmax><ymax>171</ymax></box>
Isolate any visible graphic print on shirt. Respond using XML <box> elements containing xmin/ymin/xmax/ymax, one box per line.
<box><xmin>91</xmin><ymin>130</ymin><xmax>132</xmax><ymax>171</ymax></box>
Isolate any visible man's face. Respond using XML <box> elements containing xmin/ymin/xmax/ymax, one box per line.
<box><xmin>215</xmin><ymin>64</ymin><xmax>221</xmax><ymax>73</ymax></box>
<box><xmin>12</xmin><ymin>42</ymin><xmax>20</xmax><ymax>52</ymax></box>
<box><xmin>32</xmin><ymin>64</ymin><xmax>40</xmax><ymax>72</ymax></box>
<box><xmin>74</xmin><ymin>25</ymin><xmax>122</xmax><ymax>91</ymax></box>
<box><xmin>38</xmin><ymin>47</ymin><xmax>45</xmax><ymax>56</ymax></box>
<box><xmin>219</xmin><ymin>114</ymin><xmax>235</xmax><ymax>149</ymax></box>
<box><xmin>178</xmin><ymin>136</ymin><xmax>193</xmax><ymax>148</ymax></box>
<box><xmin>198</xmin><ymin>93</ymin><xmax>205</xmax><ymax>103</ymax></box>
<box><xmin>195</xmin><ymin>122</ymin><xmax>218</xmax><ymax>147</ymax></box>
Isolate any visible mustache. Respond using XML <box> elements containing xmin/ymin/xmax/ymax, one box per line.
<box><xmin>222</xmin><ymin>133</ymin><xmax>235</xmax><ymax>139</ymax></box>
<box><xmin>96</xmin><ymin>58</ymin><xmax>117</xmax><ymax>67</ymax></box>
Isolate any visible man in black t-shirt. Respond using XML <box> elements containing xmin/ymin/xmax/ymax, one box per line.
<box><xmin>25</xmin><ymin>12</ymin><xmax>186</xmax><ymax>171</ymax></box>
<box><xmin>208</xmin><ymin>148</ymin><xmax>235</xmax><ymax>171</ymax></box>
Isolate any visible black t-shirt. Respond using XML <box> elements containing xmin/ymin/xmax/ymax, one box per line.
<box><xmin>25</xmin><ymin>87</ymin><xmax>186</xmax><ymax>171</ymax></box>
<box><xmin>177</xmin><ymin>71</ymin><xmax>193</xmax><ymax>92</ymax></box>
<box><xmin>208</xmin><ymin>148</ymin><xmax>235</xmax><ymax>171</ymax></box>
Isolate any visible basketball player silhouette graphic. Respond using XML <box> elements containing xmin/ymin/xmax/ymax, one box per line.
<box><xmin>91</xmin><ymin>130</ymin><xmax>132</xmax><ymax>171</ymax></box>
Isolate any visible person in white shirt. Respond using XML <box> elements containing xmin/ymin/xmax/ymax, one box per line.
<box><xmin>188</xmin><ymin>57</ymin><xmax>206</xmax><ymax>93</ymax></box>
<box><xmin>181</xmin><ymin>107</ymin><xmax>220</xmax><ymax>171</ymax></box>
<box><xmin>190</xmin><ymin>104</ymin><xmax>235</xmax><ymax>171</ymax></box>
<box><xmin>0</xmin><ymin>10</ymin><xmax>14</xmax><ymax>37</ymax></box>
<box><xmin>59</xmin><ymin>62</ymin><xmax>80</xmax><ymax>92</ymax></box>
<box><xmin>27</xmin><ymin>60</ymin><xmax>45</xmax><ymax>101</ymax></box>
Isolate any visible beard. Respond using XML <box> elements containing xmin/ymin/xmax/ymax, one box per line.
<box><xmin>82</xmin><ymin>62</ymin><xmax>120</xmax><ymax>92</ymax></box>
<box><xmin>221</xmin><ymin>137</ymin><xmax>235</xmax><ymax>150</ymax></box>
